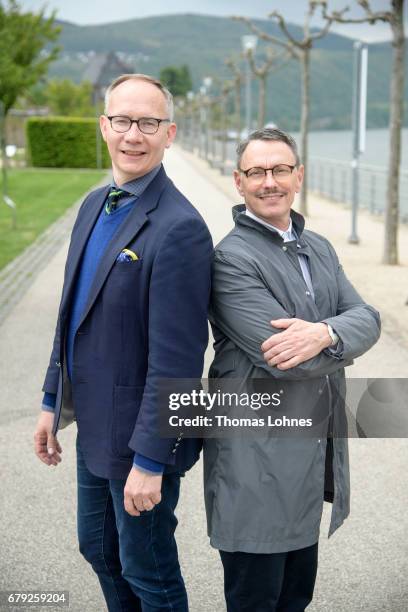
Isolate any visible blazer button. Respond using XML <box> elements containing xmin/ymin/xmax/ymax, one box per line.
<box><xmin>282</xmin><ymin>246</ymin><xmax>288</xmax><ymax>252</ymax></box>
<box><xmin>55</xmin><ymin>361</ymin><xmax>61</xmax><ymax>367</ymax></box>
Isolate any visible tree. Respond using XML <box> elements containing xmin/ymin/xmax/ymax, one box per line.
<box><xmin>323</xmin><ymin>0</ymin><xmax>405</xmax><ymax>265</ymax></box>
<box><xmin>0</xmin><ymin>0</ymin><xmax>60</xmax><ymax>198</ymax></box>
<box><xmin>159</xmin><ymin>65</ymin><xmax>193</xmax><ymax>98</ymax></box>
<box><xmin>235</xmin><ymin>1</ymin><xmax>338</xmax><ymax>215</ymax></box>
<box><xmin>179</xmin><ymin>65</ymin><xmax>193</xmax><ymax>95</ymax></box>
<box><xmin>45</xmin><ymin>79</ymin><xmax>94</xmax><ymax>117</ymax></box>
<box><xmin>246</xmin><ymin>47</ymin><xmax>292</xmax><ymax>129</ymax></box>
<box><xmin>225</xmin><ymin>56</ymin><xmax>244</xmax><ymax>148</ymax></box>
<box><xmin>219</xmin><ymin>80</ymin><xmax>235</xmax><ymax>171</ymax></box>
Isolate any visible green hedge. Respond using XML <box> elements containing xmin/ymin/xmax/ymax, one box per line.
<box><xmin>26</xmin><ymin>116</ymin><xmax>111</xmax><ymax>169</ymax></box>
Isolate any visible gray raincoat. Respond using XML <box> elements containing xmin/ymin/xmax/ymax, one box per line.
<box><xmin>204</xmin><ymin>205</ymin><xmax>381</xmax><ymax>553</ymax></box>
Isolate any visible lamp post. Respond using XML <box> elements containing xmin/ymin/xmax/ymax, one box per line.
<box><xmin>241</xmin><ymin>35</ymin><xmax>258</xmax><ymax>136</ymax></box>
<box><xmin>349</xmin><ymin>41</ymin><xmax>368</xmax><ymax>245</ymax></box>
<box><xmin>202</xmin><ymin>76</ymin><xmax>212</xmax><ymax>161</ymax></box>
<box><xmin>176</xmin><ymin>98</ymin><xmax>186</xmax><ymax>145</ymax></box>
<box><xmin>186</xmin><ymin>91</ymin><xmax>195</xmax><ymax>152</ymax></box>
<box><xmin>199</xmin><ymin>85</ymin><xmax>206</xmax><ymax>158</ymax></box>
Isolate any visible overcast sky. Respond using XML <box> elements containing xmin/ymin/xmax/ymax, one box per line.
<box><xmin>18</xmin><ymin>0</ymin><xmax>403</xmax><ymax>42</ymax></box>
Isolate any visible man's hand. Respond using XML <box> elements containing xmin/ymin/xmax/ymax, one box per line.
<box><xmin>261</xmin><ymin>318</ymin><xmax>333</xmax><ymax>370</ymax></box>
<box><xmin>34</xmin><ymin>410</ymin><xmax>62</xmax><ymax>466</ymax></box>
<box><xmin>124</xmin><ymin>466</ymin><xmax>162</xmax><ymax>517</ymax></box>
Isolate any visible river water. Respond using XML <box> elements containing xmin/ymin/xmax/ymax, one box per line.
<box><xmin>299</xmin><ymin>128</ymin><xmax>408</xmax><ymax>168</ymax></box>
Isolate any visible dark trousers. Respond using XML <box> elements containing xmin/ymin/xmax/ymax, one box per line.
<box><xmin>76</xmin><ymin>439</ymin><xmax>188</xmax><ymax>612</ymax></box>
<box><xmin>220</xmin><ymin>542</ymin><xmax>318</xmax><ymax>612</ymax></box>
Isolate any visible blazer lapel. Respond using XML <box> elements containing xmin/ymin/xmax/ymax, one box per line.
<box><xmin>78</xmin><ymin>166</ymin><xmax>170</xmax><ymax>328</ymax></box>
<box><xmin>61</xmin><ymin>185</ymin><xmax>110</xmax><ymax>312</ymax></box>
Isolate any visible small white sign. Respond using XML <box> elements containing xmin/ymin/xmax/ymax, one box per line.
<box><xmin>5</xmin><ymin>145</ymin><xmax>17</xmax><ymax>158</ymax></box>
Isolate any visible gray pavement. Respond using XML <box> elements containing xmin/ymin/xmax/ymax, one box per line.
<box><xmin>0</xmin><ymin>146</ymin><xmax>407</xmax><ymax>611</ymax></box>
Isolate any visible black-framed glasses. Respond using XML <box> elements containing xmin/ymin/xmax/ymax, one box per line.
<box><xmin>239</xmin><ymin>164</ymin><xmax>296</xmax><ymax>181</ymax></box>
<box><xmin>107</xmin><ymin>115</ymin><xmax>171</xmax><ymax>134</ymax></box>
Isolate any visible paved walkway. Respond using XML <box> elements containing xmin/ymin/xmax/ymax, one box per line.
<box><xmin>0</xmin><ymin>146</ymin><xmax>407</xmax><ymax>611</ymax></box>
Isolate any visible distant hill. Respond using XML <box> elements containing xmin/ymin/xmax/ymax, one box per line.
<box><xmin>47</xmin><ymin>14</ymin><xmax>407</xmax><ymax>130</ymax></box>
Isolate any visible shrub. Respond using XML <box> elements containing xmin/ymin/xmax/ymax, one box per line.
<box><xmin>26</xmin><ymin>116</ymin><xmax>111</xmax><ymax>168</ymax></box>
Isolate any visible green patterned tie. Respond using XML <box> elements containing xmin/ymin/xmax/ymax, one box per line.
<box><xmin>105</xmin><ymin>188</ymin><xmax>131</xmax><ymax>215</ymax></box>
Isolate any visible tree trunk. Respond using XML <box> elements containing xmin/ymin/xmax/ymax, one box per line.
<box><xmin>300</xmin><ymin>48</ymin><xmax>310</xmax><ymax>216</ymax></box>
<box><xmin>383</xmin><ymin>0</ymin><xmax>405</xmax><ymax>265</ymax></box>
<box><xmin>258</xmin><ymin>75</ymin><xmax>266</xmax><ymax>129</ymax></box>
<box><xmin>0</xmin><ymin>103</ymin><xmax>8</xmax><ymax>199</ymax></box>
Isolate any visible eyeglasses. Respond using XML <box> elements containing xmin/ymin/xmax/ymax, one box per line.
<box><xmin>107</xmin><ymin>115</ymin><xmax>171</xmax><ymax>134</ymax></box>
<box><xmin>239</xmin><ymin>164</ymin><xmax>296</xmax><ymax>182</ymax></box>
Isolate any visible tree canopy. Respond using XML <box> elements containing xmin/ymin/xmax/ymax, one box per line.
<box><xmin>159</xmin><ymin>65</ymin><xmax>193</xmax><ymax>98</ymax></box>
<box><xmin>43</xmin><ymin>79</ymin><xmax>95</xmax><ymax>117</ymax></box>
<box><xmin>0</xmin><ymin>0</ymin><xmax>61</xmax><ymax>114</ymax></box>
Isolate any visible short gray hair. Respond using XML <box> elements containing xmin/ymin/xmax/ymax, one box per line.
<box><xmin>104</xmin><ymin>73</ymin><xmax>174</xmax><ymax>121</ymax></box>
<box><xmin>237</xmin><ymin>127</ymin><xmax>300</xmax><ymax>168</ymax></box>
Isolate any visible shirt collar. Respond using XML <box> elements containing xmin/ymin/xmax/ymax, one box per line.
<box><xmin>111</xmin><ymin>164</ymin><xmax>162</xmax><ymax>198</ymax></box>
<box><xmin>245</xmin><ymin>208</ymin><xmax>296</xmax><ymax>241</ymax></box>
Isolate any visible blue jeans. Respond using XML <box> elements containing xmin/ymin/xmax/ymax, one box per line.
<box><xmin>76</xmin><ymin>439</ymin><xmax>188</xmax><ymax>611</ymax></box>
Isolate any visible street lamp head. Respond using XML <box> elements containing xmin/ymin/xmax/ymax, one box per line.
<box><xmin>186</xmin><ymin>91</ymin><xmax>195</xmax><ymax>101</ymax></box>
<box><xmin>203</xmin><ymin>76</ymin><xmax>212</xmax><ymax>90</ymax></box>
<box><xmin>241</xmin><ymin>35</ymin><xmax>258</xmax><ymax>53</ymax></box>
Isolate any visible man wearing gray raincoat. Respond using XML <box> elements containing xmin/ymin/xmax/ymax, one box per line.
<box><xmin>205</xmin><ymin>127</ymin><xmax>380</xmax><ymax>611</ymax></box>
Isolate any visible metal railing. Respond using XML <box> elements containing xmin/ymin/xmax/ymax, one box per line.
<box><xmin>308</xmin><ymin>156</ymin><xmax>408</xmax><ymax>222</ymax></box>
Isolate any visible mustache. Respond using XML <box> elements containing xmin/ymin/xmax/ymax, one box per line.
<box><xmin>255</xmin><ymin>189</ymin><xmax>286</xmax><ymax>197</ymax></box>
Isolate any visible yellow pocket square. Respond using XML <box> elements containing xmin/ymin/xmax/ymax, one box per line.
<box><xmin>117</xmin><ymin>249</ymin><xmax>139</xmax><ymax>262</ymax></box>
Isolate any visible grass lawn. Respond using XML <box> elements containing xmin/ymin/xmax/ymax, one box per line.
<box><xmin>0</xmin><ymin>167</ymin><xmax>107</xmax><ymax>271</ymax></box>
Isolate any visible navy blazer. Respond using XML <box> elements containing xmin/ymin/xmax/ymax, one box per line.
<box><xmin>42</xmin><ymin>166</ymin><xmax>213</xmax><ymax>479</ymax></box>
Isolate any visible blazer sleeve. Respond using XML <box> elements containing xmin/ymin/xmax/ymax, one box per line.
<box><xmin>42</xmin><ymin>317</ymin><xmax>62</xmax><ymax>394</ymax></box>
<box><xmin>209</xmin><ymin>248</ymin><xmax>379</xmax><ymax>380</ymax></box>
<box><xmin>128</xmin><ymin>216</ymin><xmax>213</xmax><ymax>463</ymax></box>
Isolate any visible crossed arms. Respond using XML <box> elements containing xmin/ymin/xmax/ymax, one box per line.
<box><xmin>210</xmin><ymin>247</ymin><xmax>381</xmax><ymax>378</ymax></box>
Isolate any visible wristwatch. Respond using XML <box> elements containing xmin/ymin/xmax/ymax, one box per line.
<box><xmin>327</xmin><ymin>324</ymin><xmax>339</xmax><ymax>346</ymax></box>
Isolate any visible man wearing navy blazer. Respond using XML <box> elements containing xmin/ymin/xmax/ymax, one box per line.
<box><xmin>34</xmin><ymin>73</ymin><xmax>213</xmax><ymax>611</ymax></box>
